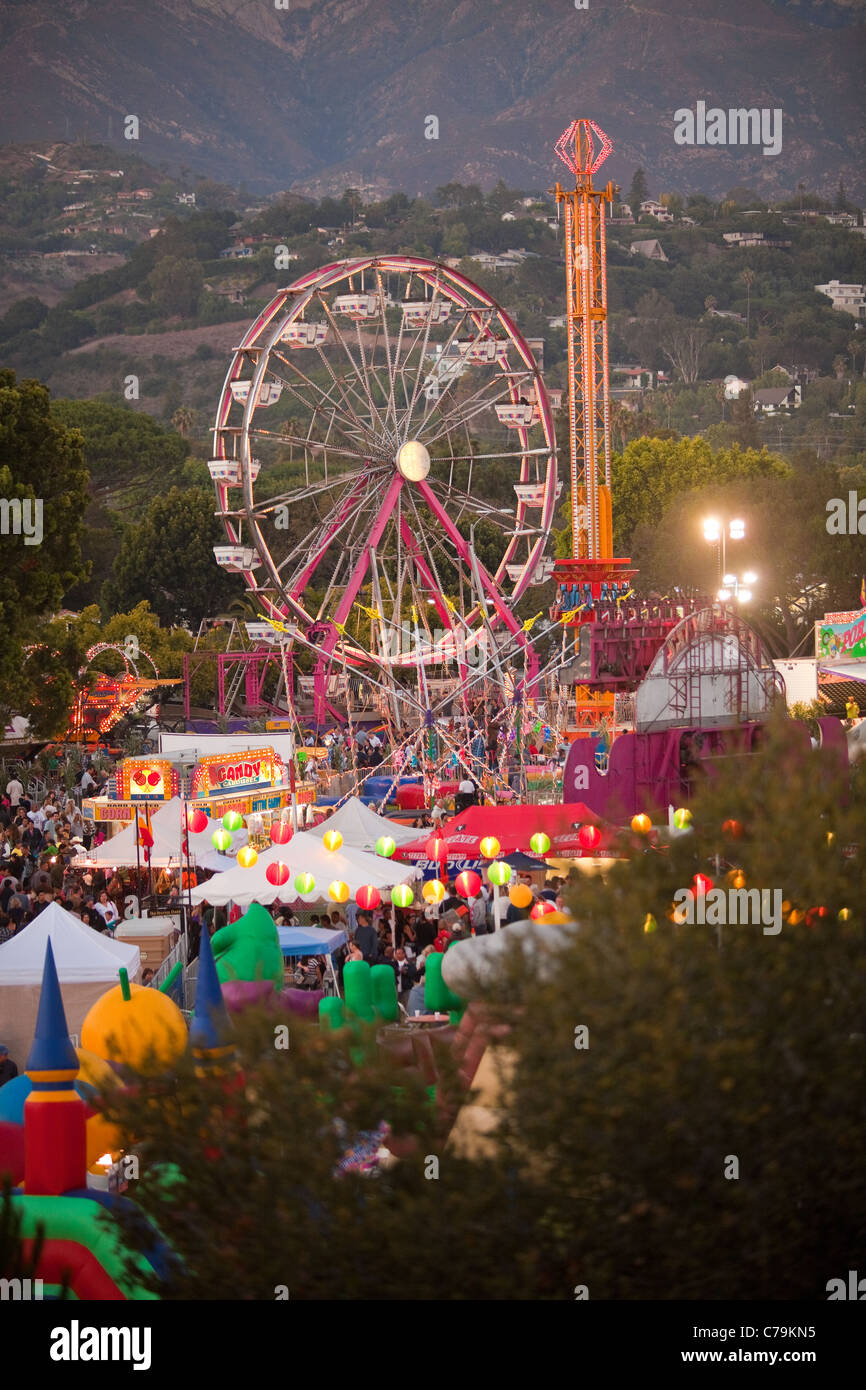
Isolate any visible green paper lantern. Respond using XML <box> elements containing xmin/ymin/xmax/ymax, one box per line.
<box><xmin>391</xmin><ymin>883</ymin><xmax>414</xmax><ymax>908</ymax></box>
<box><xmin>221</xmin><ymin>810</ymin><xmax>243</xmax><ymax>832</ymax></box>
<box><xmin>376</xmin><ymin>835</ymin><xmax>396</xmax><ymax>858</ymax></box>
<box><xmin>530</xmin><ymin>831</ymin><xmax>550</xmax><ymax>855</ymax></box>
<box><xmin>294</xmin><ymin>872</ymin><xmax>316</xmax><ymax>895</ymax></box>
<box><xmin>487</xmin><ymin>859</ymin><xmax>512</xmax><ymax>887</ymax></box>
<box><xmin>673</xmin><ymin>807</ymin><xmax>693</xmax><ymax>830</ymax></box>
<box><xmin>211</xmin><ymin>827</ymin><xmax>232</xmax><ymax>852</ymax></box>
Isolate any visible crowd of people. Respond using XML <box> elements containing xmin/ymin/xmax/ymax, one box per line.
<box><xmin>0</xmin><ymin>761</ymin><xmax>133</xmax><ymax>945</ymax></box>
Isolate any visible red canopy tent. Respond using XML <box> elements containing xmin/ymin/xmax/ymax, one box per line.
<box><xmin>395</xmin><ymin>803</ymin><xmax>625</xmax><ymax>868</ymax></box>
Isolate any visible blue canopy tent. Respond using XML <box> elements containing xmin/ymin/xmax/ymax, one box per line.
<box><xmin>276</xmin><ymin>925</ymin><xmax>347</xmax><ymax>957</ymax></box>
<box><xmin>277</xmin><ymin>924</ymin><xmax>348</xmax><ymax>997</ymax></box>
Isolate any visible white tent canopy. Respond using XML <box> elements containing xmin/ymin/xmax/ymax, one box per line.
<box><xmin>0</xmin><ymin>902</ymin><xmax>141</xmax><ymax>1067</ymax></box>
<box><xmin>0</xmin><ymin>902</ymin><xmax>140</xmax><ymax>984</ymax></box>
<box><xmin>92</xmin><ymin>797</ymin><xmax>248</xmax><ymax>869</ymax></box>
<box><xmin>190</xmin><ymin>830</ymin><xmax>417</xmax><ymax>908</ymax></box>
<box><xmin>306</xmin><ymin>797</ymin><xmax>419</xmax><ymax>853</ymax></box>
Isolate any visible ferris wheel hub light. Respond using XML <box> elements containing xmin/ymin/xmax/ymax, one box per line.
<box><xmin>396</xmin><ymin>439</ymin><xmax>431</xmax><ymax>482</ymax></box>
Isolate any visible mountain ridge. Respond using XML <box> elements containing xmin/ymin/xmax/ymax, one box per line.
<box><xmin>0</xmin><ymin>0</ymin><xmax>863</xmax><ymax>199</ymax></box>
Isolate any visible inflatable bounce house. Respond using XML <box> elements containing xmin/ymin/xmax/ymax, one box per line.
<box><xmin>0</xmin><ymin>926</ymin><xmax>236</xmax><ymax>1299</ymax></box>
<box><xmin>0</xmin><ymin>942</ymin><xmax>167</xmax><ymax>1298</ymax></box>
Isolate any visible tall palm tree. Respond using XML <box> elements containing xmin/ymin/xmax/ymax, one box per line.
<box><xmin>171</xmin><ymin>406</ymin><xmax>196</xmax><ymax>438</ymax></box>
<box><xmin>740</xmin><ymin>269</ymin><xmax>756</xmax><ymax>337</ymax></box>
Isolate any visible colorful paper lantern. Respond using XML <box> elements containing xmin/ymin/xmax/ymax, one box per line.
<box><xmin>211</xmin><ymin>828</ymin><xmax>232</xmax><ymax>852</ymax></box>
<box><xmin>479</xmin><ymin>835</ymin><xmax>501</xmax><ymax>859</ymax></box>
<box><xmin>693</xmin><ymin>873</ymin><xmax>714</xmax><ymax>895</ymax></box>
<box><xmin>838</xmin><ymin>907</ymin><xmax>852</xmax><ymax>921</ymax></box>
<box><xmin>376</xmin><ymin>836</ymin><xmax>396</xmax><ymax>858</ymax></box>
<box><xmin>455</xmin><ymin>870</ymin><xmax>481</xmax><ymax>898</ymax></box>
<box><xmin>328</xmin><ymin>880</ymin><xmax>350</xmax><ymax>903</ymax></box>
<box><xmin>222</xmin><ymin>810</ymin><xmax>243</xmax><ymax>832</ymax></box>
<box><xmin>631</xmin><ymin>813</ymin><xmax>652</xmax><ymax>835</ymax></box>
<box><xmin>356</xmin><ymin>884</ymin><xmax>381</xmax><ymax>910</ymax></box>
<box><xmin>529</xmin><ymin>831</ymin><xmax>550</xmax><ymax>855</ymax></box>
<box><xmin>508</xmin><ymin>884</ymin><xmax>533</xmax><ymax>910</ymax></box>
<box><xmin>323</xmin><ymin>828</ymin><xmax>343</xmax><ymax>853</ymax></box>
<box><xmin>643</xmin><ymin>913</ymin><xmax>658</xmax><ymax>934</ymax></box>
<box><xmin>425</xmin><ymin>835</ymin><xmax>448</xmax><ymax>862</ymax></box>
<box><xmin>530</xmin><ymin>899</ymin><xmax>555</xmax><ymax>921</ymax></box>
<box><xmin>188</xmin><ymin>808</ymin><xmax>209</xmax><ymax>835</ymax></box>
<box><xmin>577</xmin><ymin>824</ymin><xmax>601</xmax><ymax>851</ymax></box>
<box><xmin>265</xmin><ymin>861</ymin><xmax>290</xmax><ymax>887</ymax></box>
<box><xmin>422</xmin><ymin>879</ymin><xmax>446</xmax><ymax>905</ymax></box>
<box><xmin>270</xmin><ymin>821</ymin><xmax>291</xmax><ymax>845</ymax></box>
<box><xmin>237</xmin><ymin>845</ymin><xmax>258</xmax><ymax>868</ymax></box>
<box><xmin>391</xmin><ymin>884</ymin><xmax>414</xmax><ymax>908</ymax></box>
<box><xmin>294</xmin><ymin>872</ymin><xmax>316</xmax><ymax>895</ymax></box>
<box><xmin>672</xmin><ymin>808</ymin><xmax>693</xmax><ymax>830</ymax></box>
<box><xmin>721</xmin><ymin>818</ymin><xmax>743</xmax><ymax>839</ymax></box>
<box><xmin>487</xmin><ymin>860</ymin><xmax>511</xmax><ymax>887</ymax></box>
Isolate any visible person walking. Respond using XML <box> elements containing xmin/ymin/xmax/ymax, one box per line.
<box><xmin>5</xmin><ymin>776</ymin><xmax>23</xmax><ymax>808</ymax></box>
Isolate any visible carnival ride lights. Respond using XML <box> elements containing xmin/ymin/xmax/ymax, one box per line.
<box><xmin>550</xmin><ymin>118</ymin><xmax>634</xmax><ymax>616</ymax></box>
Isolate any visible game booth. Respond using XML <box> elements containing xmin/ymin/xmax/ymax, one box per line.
<box><xmin>83</xmin><ymin>747</ymin><xmax>317</xmax><ymax>844</ymax></box>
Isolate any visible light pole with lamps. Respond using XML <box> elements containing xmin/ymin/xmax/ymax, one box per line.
<box><xmin>717</xmin><ymin>570</ymin><xmax>757</xmax><ymax>604</ymax></box>
<box><xmin>702</xmin><ymin>516</ymin><xmax>746</xmax><ymax>586</ymax></box>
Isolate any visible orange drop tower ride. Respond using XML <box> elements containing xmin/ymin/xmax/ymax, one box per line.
<box><xmin>552</xmin><ymin>118</ymin><xmax>636</xmax><ymax>626</ymax></box>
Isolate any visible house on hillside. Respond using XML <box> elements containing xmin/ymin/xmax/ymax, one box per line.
<box><xmin>501</xmin><ymin>211</ymin><xmax>517</xmax><ymax>221</ymax></box>
<box><xmin>630</xmin><ymin>239</ymin><xmax>668</xmax><ymax>262</ymax></box>
<box><xmin>815</xmin><ymin>280</ymin><xmax>866</xmax><ymax>319</ymax></box>
<box><xmin>640</xmin><ymin>200</ymin><xmax>673</xmax><ymax>223</ymax></box>
<box><xmin>612</xmin><ymin>365</ymin><xmax>656</xmax><ymax>391</ymax></box>
<box><xmin>753</xmin><ymin>385</ymin><xmax>802</xmax><ymax>414</ymax></box>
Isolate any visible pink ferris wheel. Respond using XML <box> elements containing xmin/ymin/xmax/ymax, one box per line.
<box><xmin>210</xmin><ymin>255</ymin><xmax>559</xmax><ymax>727</ymax></box>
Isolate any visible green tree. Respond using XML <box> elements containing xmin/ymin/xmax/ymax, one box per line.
<box><xmin>146</xmin><ymin>256</ymin><xmax>204</xmax><ymax>318</ymax></box>
<box><xmin>627</xmin><ymin>167</ymin><xmax>649</xmax><ymax>219</ymax></box>
<box><xmin>611</xmin><ymin>435</ymin><xmax>789</xmax><ymax>552</ymax></box>
<box><xmin>0</xmin><ymin>370</ymin><xmax>89</xmax><ymax>727</ymax></box>
<box><xmin>102</xmin><ymin>487</ymin><xmax>241</xmax><ymax>627</ymax></box>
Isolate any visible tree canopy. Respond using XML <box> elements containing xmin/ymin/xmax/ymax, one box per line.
<box><xmin>0</xmin><ymin>370</ymin><xmax>89</xmax><ymax>729</ymax></box>
<box><xmin>102</xmin><ymin>486</ymin><xmax>242</xmax><ymax>628</ymax></box>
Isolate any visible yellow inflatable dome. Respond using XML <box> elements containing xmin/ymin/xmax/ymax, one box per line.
<box><xmin>82</xmin><ymin>982</ymin><xmax>187</xmax><ymax>1070</ymax></box>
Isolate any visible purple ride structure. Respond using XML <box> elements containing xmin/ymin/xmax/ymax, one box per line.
<box><xmin>208</xmin><ymin>256</ymin><xmax>559</xmax><ymax>737</ymax></box>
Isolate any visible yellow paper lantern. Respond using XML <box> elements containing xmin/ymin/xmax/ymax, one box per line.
<box><xmin>237</xmin><ymin>845</ymin><xmax>258</xmax><ymax>868</ymax></box>
<box><xmin>328</xmin><ymin>879</ymin><xmax>350</xmax><ymax>903</ymax></box>
<box><xmin>422</xmin><ymin>879</ymin><xmax>446</xmax><ymax>905</ymax></box>
<box><xmin>323</xmin><ymin>828</ymin><xmax>343</xmax><ymax>853</ymax></box>
<box><xmin>631</xmin><ymin>813</ymin><xmax>652</xmax><ymax>835</ymax></box>
<box><xmin>479</xmin><ymin>835</ymin><xmax>501</xmax><ymax>859</ymax></box>
<box><xmin>643</xmin><ymin>913</ymin><xmax>658</xmax><ymax>934</ymax></box>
